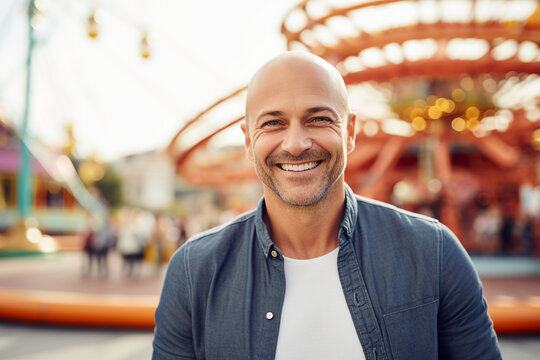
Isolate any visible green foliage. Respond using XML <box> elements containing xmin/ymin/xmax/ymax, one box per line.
<box><xmin>94</xmin><ymin>166</ymin><xmax>123</xmax><ymax>209</ymax></box>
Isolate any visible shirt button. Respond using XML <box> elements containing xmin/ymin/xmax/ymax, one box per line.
<box><xmin>266</xmin><ymin>312</ymin><xmax>274</xmax><ymax>320</ymax></box>
<box><xmin>270</xmin><ymin>250</ymin><xmax>278</xmax><ymax>258</ymax></box>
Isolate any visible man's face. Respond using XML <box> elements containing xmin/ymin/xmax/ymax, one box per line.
<box><xmin>243</xmin><ymin>56</ymin><xmax>356</xmax><ymax>206</ymax></box>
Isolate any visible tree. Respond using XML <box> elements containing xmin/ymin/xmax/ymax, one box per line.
<box><xmin>94</xmin><ymin>165</ymin><xmax>123</xmax><ymax>209</ymax></box>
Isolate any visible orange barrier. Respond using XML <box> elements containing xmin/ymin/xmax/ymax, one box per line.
<box><xmin>1</xmin><ymin>287</ymin><xmax>539</xmax><ymax>333</ymax></box>
<box><xmin>489</xmin><ymin>297</ymin><xmax>540</xmax><ymax>334</ymax></box>
<box><xmin>0</xmin><ymin>287</ymin><xmax>157</xmax><ymax>329</ymax></box>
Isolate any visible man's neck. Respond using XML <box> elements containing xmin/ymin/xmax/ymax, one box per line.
<box><xmin>263</xmin><ymin>182</ymin><xmax>346</xmax><ymax>259</ymax></box>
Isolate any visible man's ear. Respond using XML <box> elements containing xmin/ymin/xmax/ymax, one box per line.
<box><xmin>241</xmin><ymin>121</ymin><xmax>253</xmax><ymax>162</ymax></box>
<box><xmin>346</xmin><ymin>112</ymin><xmax>357</xmax><ymax>154</ymax></box>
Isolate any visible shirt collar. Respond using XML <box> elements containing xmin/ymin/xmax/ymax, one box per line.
<box><xmin>340</xmin><ymin>183</ymin><xmax>358</xmax><ymax>242</ymax></box>
<box><xmin>254</xmin><ymin>197</ymin><xmax>275</xmax><ymax>259</ymax></box>
<box><xmin>254</xmin><ymin>183</ymin><xmax>358</xmax><ymax>258</ymax></box>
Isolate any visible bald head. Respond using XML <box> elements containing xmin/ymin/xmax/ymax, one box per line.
<box><xmin>241</xmin><ymin>51</ymin><xmax>357</xmax><ymax>207</ymax></box>
<box><xmin>245</xmin><ymin>51</ymin><xmax>350</xmax><ymax>128</ymax></box>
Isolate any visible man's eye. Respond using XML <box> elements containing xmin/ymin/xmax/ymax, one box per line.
<box><xmin>310</xmin><ymin>117</ymin><xmax>332</xmax><ymax>123</ymax></box>
<box><xmin>261</xmin><ymin>120</ymin><xmax>281</xmax><ymax>127</ymax></box>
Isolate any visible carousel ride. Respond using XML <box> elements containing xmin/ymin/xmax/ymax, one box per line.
<box><xmin>168</xmin><ymin>0</ymin><xmax>540</xmax><ymax>250</ymax></box>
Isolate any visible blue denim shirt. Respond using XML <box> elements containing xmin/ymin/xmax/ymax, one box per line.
<box><xmin>153</xmin><ymin>185</ymin><xmax>501</xmax><ymax>359</ymax></box>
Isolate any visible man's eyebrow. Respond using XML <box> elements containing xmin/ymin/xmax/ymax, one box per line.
<box><xmin>305</xmin><ymin>106</ymin><xmax>339</xmax><ymax>118</ymax></box>
<box><xmin>256</xmin><ymin>111</ymin><xmax>285</xmax><ymax>123</ymax></box>
<box><xmin>254</xmin><ymin>107</ymin><xmax>340</xmax><ymax>124</ymax></box>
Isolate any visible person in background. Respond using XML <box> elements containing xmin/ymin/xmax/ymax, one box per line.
<box><xmin>81</xmin><ymin>214</ymin><xmax>114</xmax><ymax>277</ymax></box>
<box><xmin>175</xmin><ymin>217</ymin><xmax>188</xmax><ymax>249</ymax></box>
<box><xmin>91</xmin><ymin>216</ymin><xmax>116</xmax><ymax>277</ymax></box>
<box><xmin>81</xmin><ymin>214</ymin><xmax>95</xmax><ymax>276</ymax></box>
<box><xmin>473</xmin><ymin>205</ymin><xmax>501</xmax><ymax>255</ymax></box>
<box><xmin>152</xmin><ymin>212</ymin><xmax>168</xmax><ymax>274</ymax></box>
<box><xmin>117</xmin><ymin>208</ymin><xmax>146</xmax><ymax>277</ymax></box>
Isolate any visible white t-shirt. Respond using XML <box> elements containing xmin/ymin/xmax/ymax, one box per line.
<box><xmin>275</xmin><ymin>247</ymin><xmax>365</xmax><ymax>359</ymax></box>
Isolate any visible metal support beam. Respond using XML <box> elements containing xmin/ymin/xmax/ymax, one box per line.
<box><xmin>17</xmin><ymin>0</ymin><xmax>36</xmax><ymax>218</ymax></box>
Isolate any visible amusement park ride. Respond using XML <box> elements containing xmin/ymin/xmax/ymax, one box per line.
<box><xmin>168</xmin><ymin>0</ymin><xmax>540</xmax><ymax>249</ymax></box>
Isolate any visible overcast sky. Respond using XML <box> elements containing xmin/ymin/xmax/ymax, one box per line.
<box><xmin>0</xmin><ymin>0</ymin><xmax>298</xmax><ymax>160</ymax></box>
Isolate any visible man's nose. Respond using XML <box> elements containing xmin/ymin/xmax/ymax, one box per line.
<box><xmin>280</xmin><ymin>122</ymin><xmax>312</xmax><ymax>156</ymax></box>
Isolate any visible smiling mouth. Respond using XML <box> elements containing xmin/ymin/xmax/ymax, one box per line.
<box><xmin>278</xmin><ymin>161</ymin><xmax>321</xmax><ymax>172</ymax></box>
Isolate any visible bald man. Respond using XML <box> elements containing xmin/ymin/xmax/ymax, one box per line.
<box><xmin>153</xmin><ymin>52</ymin><xmax>501</xmax><ymax>360</ymax></box>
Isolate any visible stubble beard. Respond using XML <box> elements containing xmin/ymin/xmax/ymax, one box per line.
<box><xmin>253</xmin><ymin>149</ymin><xmax>346</xmax><ymax>207</ymax></box>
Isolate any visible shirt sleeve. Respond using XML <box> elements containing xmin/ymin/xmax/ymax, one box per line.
<box><xmin>153</xmin><ymin>245</ymin><xmax>197</xmax><ymax>359</ymax></box>
<box><xmin>437</xmin><ymin>223</ymin><xmax>502</xmax><ymax>360</ymax></box>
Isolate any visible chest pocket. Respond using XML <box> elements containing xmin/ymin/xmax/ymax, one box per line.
<box><xmin>383</xmin><ymin>299</ymin><xmax>439</xmax><ymax>360</ymax></box>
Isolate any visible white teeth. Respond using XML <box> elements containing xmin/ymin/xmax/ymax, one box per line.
<box><xmin>280</xmin><ymin>161</ymin><xmax>319</xmax><ymax>172</ymax></box>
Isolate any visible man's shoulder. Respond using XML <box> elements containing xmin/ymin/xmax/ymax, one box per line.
<box><xmin>351</xmin><ymin>194</ymin><xmax>446</xmax><ymax>244</ymax></box>
<box><xmin>181</xmin><ymin>209</ymin><xmax>257</xmax><ymax>255</ymax></box>
<box><xmin>350</xmin><ymin>194</ymin><xmax>458</xmax><ymax>272</ymax></box>
<box><xmin>354</xmin><ymin>194</ymin><xmax>438</xmax><ymax>225</ymax></box>
<box><xmin>167</xmin><ymin>209</ymin><xmax>259</xmax><ymax>288</ymax></box>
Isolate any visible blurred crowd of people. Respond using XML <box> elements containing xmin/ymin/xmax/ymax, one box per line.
<box><xmin>80</xmin><ymin>204</ymin><xmax>240</xmax><ymax>278</ymax></box>
<box><xmin>467</xmin><ymin>182</ymin><xmax>538</xmax><ymax>256</ymax></box>
<box><xmin>412</xmin><ymin>182</ymin><xmax>539</xmax><ymax>257</ymax></box>
<box><xmin>81</xmin><ymin>208</ymin><xmax>190</xmax><ymax>278</ymax></box>
<box><xmin>471</xmin><ymin>206</ymin><xmax>536</xmax><ymax>256</ymax></box>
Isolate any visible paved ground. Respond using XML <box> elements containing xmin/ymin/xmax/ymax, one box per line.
<box><xmin>0</xmin><ymin>323</ymin><xmax>153</xmax><ymax>360</ymax></box>
<box><xmin>0</xmin><ymin>252</ymin><xmax>166</xmax><ymax>295</ymax></box>
<box><xmin>0</xmin><ymin>251</ymin><xmax>539</xmax><ymax>359</ymax></box>
<box><xmin>0</xmin><ymin>322</ymin><xmax>538</xmax><ymax>359</ymax></box>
